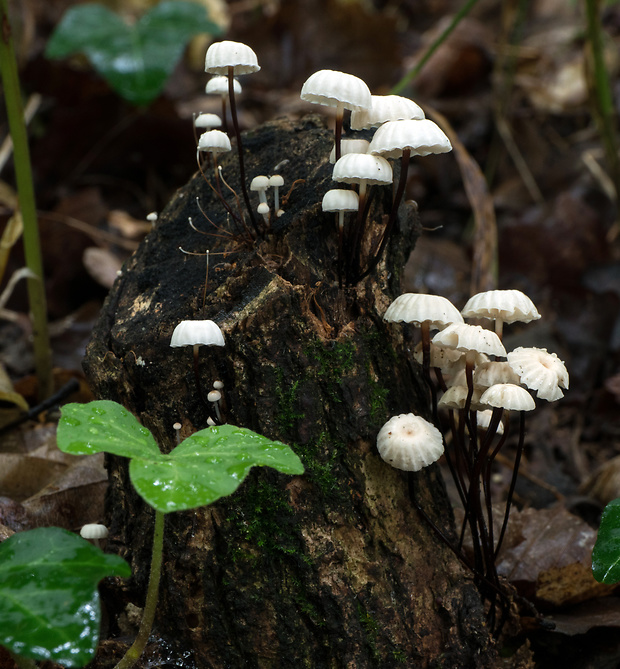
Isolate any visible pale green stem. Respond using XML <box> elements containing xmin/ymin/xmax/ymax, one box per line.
<box><xmin>0</xmin><ymin>0</ymin><xmax>53</xmax><ymax>400</ymax></box>
<box><xmin>115</xmin><ymin>510</ymin><xmax>165</xmax><ymax>669</ymax></box>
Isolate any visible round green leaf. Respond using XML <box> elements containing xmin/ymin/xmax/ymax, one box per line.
<box><xmin>0</xmin><ymin>527</ymin><xmax>130</xmax><ymax>666</ymax></box>
<box><xmin>593</xmin><ymin>497</ymin><xmax>620</xmax><ymax>584</ymax></box>
<box><xmin>58</xmin><ymin>400</ymin><xmax>160</xmax><ymax>460</ymax></box>
<box><xmin>45</xmin><ymin>1</ymin><xmax>222</xmax><ymax>106</ymax></box>
<box><xmin>129</xmin><ymin>424</ymin><xmax>304</xmax><ymax>513</ymax></box>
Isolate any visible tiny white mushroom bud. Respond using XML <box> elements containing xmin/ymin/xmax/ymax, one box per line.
<box><xmin>213</xmin><ymin>380</ymin><xmax>224</xmax><ymax>389</ymax></box>
<box><xmin>207</xmin><ymin>390</ymin><xmax>222</xmax><ymax>403</ymax></box>
<box><xmin>80</xmin><ymin>523</ymin><xmax>109</xmax><ymax>549</ymax></box>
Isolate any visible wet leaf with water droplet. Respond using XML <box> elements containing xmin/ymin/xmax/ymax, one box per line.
<box><xmin>0</xmin><ymin>527</ymin><xmax>129</xmax><ymax>666</ymax></box>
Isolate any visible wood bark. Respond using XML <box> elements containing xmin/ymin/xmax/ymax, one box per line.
<box><xmin>85</xmin><ymin>116</ymin><xmax>498</xmax><ymax>667</ymax></box>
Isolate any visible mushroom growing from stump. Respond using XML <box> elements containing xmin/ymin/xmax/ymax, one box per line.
<box><xmin>205</xmin><ymin>40</ymin><xmax>260</xmax><ymax>233</ymax></box>
<box><xmin>461</xmin><ymin>289</ymin><xmax>541</xmax><ymax>339</ymax></box>
<box><xmin>350</xmin><ymin>94</ymin><xmax>425</xmax><ymax>131</ymax></box>
<box><xmin>205</xmin><ymin>75</ymin><xmax>241</xmax><ymax>133</ymax></box>
<box><xmin>322</xmin><ymin>188</ymin><xmax>359</xmax><ymax>287</ymax></box>
<box><xmin>170</xmin><ymin>319</ymin><xmax>225</xmax><ymax>422</ymax></box>
<box><xmin>300</xmin><ymin>69</ymin><xmax>371</xmax><ymax>162</ymax></box>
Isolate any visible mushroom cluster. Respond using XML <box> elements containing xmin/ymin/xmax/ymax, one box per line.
<box><xmin>377</xmin><ymin>288</ymin><xmax>568</xmax><ymax>627</ymax></box>
<box><xmin>300</xmin><ymin>68</ymin><xmax>453</xmax><ymax>285</ymax></box>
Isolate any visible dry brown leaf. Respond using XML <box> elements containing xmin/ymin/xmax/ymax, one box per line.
<box><xmin>83</xmin><ymin>247</ymin><xmax>123</xmax><ymax>289</ymax></box>
<box><xmin>547</xmin><ymin>597</ymin><xmax>620</xmax><ymax>636</ymax></box>
<box><xmin>0</xmin><ymin>454</ymin><xmax>68</xmax><ymax>501</ymax></box>
<box><xmin>107</xmin><ymin>209</ymin><xmax>153</xmax><ymax>240</ymax></box>
<box><xmin>580</xmin><ymin>454</ymin><xmax>620</xmax><ymax>506</ymax></box>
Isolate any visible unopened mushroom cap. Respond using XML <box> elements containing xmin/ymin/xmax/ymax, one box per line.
<box><xmin>322</xmin><ymin>189</ymin><xmax>359</xmax><ymax>213</ymax></box>
<box><xmin>80</xmin><ymin>523</ymin><xmax>109</xmax><ymax>540</ymax></box>
<box><xmin>369</xmin><ymin>119</ymin><xmax>452</xmax><ymax>159</ymax></box>
<box><xmin>351</xmin><ymin>94</ymin><xmax>425</xmax><ymax>130</ymax></box>
<box><xmin>384</xmin><ymin>293</ymin><xmax>463</xmax><ymax>329</ymax></box>
<box><xmin>205</xmin><ymin>40</ymin><xmax>260</xmax><ymax>75</ymax></box>
<box><xmin>477</xmin><ymin>409</ymin><xmax>504</xmax><ymax>434</ymax></box>
<box><xmin>462</xmin><ymin>289</ymin><xmax>541</xmax><ymax>324</ymax></box>
<box><xmin>300</xmin><ymin>70</ymin><xmax>371</xmax><ymax>112</ymax></box>
<box><xmin>198</xmin><ymin>129</ymin><xmax>231</xmax><ymax>153</ymax></box>
<box><xmin>268</xmin><ymin>174</ymin><xmax>284</xmax><ymax>187</ymax></box>
<box><xmin>328</xmin><ymin>138</ymin><xmax>370</xmax><ymax>163</ymax></box>
<box><xmin>332</xmin><ymin>153</ymin><xmax>393</xmax><ymax>186</ymax></box>
<box><xmin>507</xmin><ymin>347</ymin><xmax>569</xmax><ymax>401</ymax></box>
<box><xmin>257</xmin><ymin>202</ymin><xmax>270</xmax><ymax>214</ymax></box>
<box><xmin>206</xmin><ymin>75</ymin><xmax>242</xmax><ymax>95</ymax></box>
<box><xmin>474</xmin><ymin>361</ymin><xmax>521</xmax><ymax>388</ymax></box>
<box><xmin>195</xmin><ymin>113</ymin><xmax>222</xmax><ymax>129</ymax></box>
<box><xmin>376</xmin><ymin>413</ymin><xmax>444</xmax><ymax>472</ymax></box>
<box><xmin>207</xmin><ymin>390</ymin><xmax>222</xmax><ymax>402</ymax></box>
<box><xmin>170</xmin><ymin>320</ymin><xmax>225</xmax><ymax>347</ymax></box>
<box><xmin>479</xmin><ymin>383</ymin><xmax>536</xmax><ymax>411</ymax></box>
<box><xmin>432</xmin><ymin>323</ymin><xmax>507</xmax><ymax>358</ymax></box>
<box><xmin>250</xmin><ymin>175</ymin><xmax>270</xmax><ymax>190</ymax></box>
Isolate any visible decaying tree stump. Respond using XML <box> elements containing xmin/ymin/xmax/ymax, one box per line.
<box><xmin>85</xmin><ymin>115</ymin><xmax>497</xmax><ymax>667</ymax></box>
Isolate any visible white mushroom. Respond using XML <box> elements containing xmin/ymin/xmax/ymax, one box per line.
<box><xmin>377</xmin><ymin>413</ymin><xmax>444</xmax><ymax>472</ymax></box>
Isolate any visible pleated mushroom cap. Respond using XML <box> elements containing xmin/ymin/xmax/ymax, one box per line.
<box><xmin>300</xmin><ymin>70</ymin><xmax>371</xmax><ymax>111</ymax></box>
<box><xmin>195</xmin><ymin>113</ymin><xmax>222</xmax><ymax>129</ymax></box>
<box><xmin>332</xmin><ymin>153</ymin><xmax>393</xmax><ymax>186</ymax></box>
<box><xmin>479</xmin><ymin>383</ymin><xmax>536</xmax><ymax>411</ymax></box>
<box><xmin>351</xmin><ymin>94</ymin><xmax>425</xmax><ymax>130</ymax></box>
<box><xmin>205</xmin><ymin>40</ymin><xmax>260</xmax><ymax>75</ymax></box>
<box><xmin>198</xmin><ymin>129</ymin><xmax>231</xmax><ymax>153</ymax></box>
<box><xmin>474</xmin><ymin>361</ymin><xmax>521</xmax><ymax>388</ymax></box>
<box><xmin>507</xmin><ymin>347</ymin><xmax>569</xmax><ymax>401</ymax></box>
<box><xmin>322</xmin><ymin>189</ymin><xmax>359</xmax><ymax>212</ymax></box>
<box><xmin>369</xmin><ymin>119</ymin><xmax>452</xmax><ymax>159</ymax></box>
<box><xmin>438</xmin><ymin>385</ymin><xmax>485</xmax><ymax>411</ymax></box>
<box><xmin>384</xmin><ymin>293</ymin><xmax>463</xmax><ymax>329</ymax></box>
<box><xmin>328</xmin><ymin>138</ymin><xmax>369</xmax><ymax>163</ymax></box>
<box><xmin>413</xmin><ymin>341</ymin><xmax>463</xmax><ymax>371</ymax></box>
<box><xmin>170</xmin><ymin>320</ymin><xmax>225</xmax><ymax>347</ymax></box>
<box><xmin>376</xmin><ymin>413</ymin><xmax>444</xmax><ymax>472</ymax></box>
<box><xmin>206</xmin><ymin>75</ymin><xmax>242</xmax><ymax>95</ymax></box>
<box><xmin>462</xmin><ymin>289</ymin><xmax>541</xmax><ymax>324</ymax></box>
<box><xmin>432</xmin><ymin>323</ymin><xmax>507</xmax><ymax>358</ymax></box>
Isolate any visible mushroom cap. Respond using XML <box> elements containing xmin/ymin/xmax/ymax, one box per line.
<box><xmin>206</xmin><ymin>75</ymin><xmax>242</xmax><ymax>95</ymax></box>
<box><xmin>432</xmin><ymin>323</ymin><xmax>507</xmax><ymax>358</ymax></box>
<box><xmin>300</xmin><ymin>69</ymin><xmax>372</xmax><ymax>112</ymax></box>
<box><xmin>384</xmin><ymin>293</ymin><xmax>463</xmax><ymax>329</ymax></box>
<box><xmin>207</xmin><ymin>390</ymin><xmax>222</xmax><ymax>402</ymax></box>
<box><xmin>257</xmin><ymin>202</ymin><xmax>270</xmax><ymax>214</ymax></box>
<box><xmin>507</xmin><ymin>347</ymin><xmax>569</xmax><ymax>401</ymax></box>
<box><xmin>322</xmin><ymin>189</ymin><xmax>360</xmax><ymax>213</ymax></box>
<box><xmin>80</xmin><ymin>523</ymin><xmax>109</xmax><ymax>540</ymax></box>
<box><xmin>438</xmin><ymin>385</ymin><xmax>485</xmax><ymax>411</ymax></box>
<box><xmin>170</xmin><ymin>320</ymin><xmax>225</xmax><ymax>347</ymax></box>
<box><xmin>269</xmin><ymin>174</ymin><xmax>284</xmax><ymax>187</ymax></box>
<box><xmin>205</xmin><ymin>40</ymin><xmax>260</xmax><ymax>75</ymax></box>
<box><xmin>474</xmin><ymin>361</ymin><xmax>522</xmax><ymax>388</ymax></box>
<box><xmin>477</xmin><ymin>409</ymin><xmax>504</xmax><ymax>434</ymax></box>
<box><xmin>350</xmin><ymin>94</ymin><xmax>425</xmax><ymax>130</ymax></box>
<box><xmin>198</xmin><ymin>129</ymin><xmax>231</xmax><ymax>153</ymax></box>
<box><xmin>332</xmin><ymin>153</ymin><xmax>393</xmax><ymax>186</ymax></box>
<box><xmin>479</xmin><ymin>383</ymin><xmax>536</xmax><ymax>411</ymax></box>
<box><xmin>413</xmin><ymin>341</ymin><xmax>463</xmax><ymax>371</ymax></box>
<box><xmin>328</xmin><ymin>138</ymin><xmax>370</xmax><ymax>164</ymax></box>
<box><xmin>195</xmin><ymin>113</ymin><xmax>222</xmax><ymax>129</ymax></box>
<box><xmin>250</xmin><ymin>175</ymin><xmax>270</xmax><ymax>190</ymax></box>
<box><xmin>376</xmin><ymin>413</ymin><xmax>444</xmax><ymax>472</ymax></box>
<box><xmin>461</xmin><ymin>289</ymin><xmax>541</xmax><ymax>324</ymax></box>
<box><xmin>369</xmin><ymin>119</ymin><xmax>452</xmax><ymax>159</ymax></box>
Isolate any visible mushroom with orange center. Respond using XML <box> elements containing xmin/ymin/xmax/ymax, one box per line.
<box><xmin>300</xmin><ymin>69</ymin><xmax>371</xmax><ymax>162</ymax></box>
<box><xmin>507</xmin><ymin>346</ymin><xmax>568</xmax><ymax>401</ymax></box>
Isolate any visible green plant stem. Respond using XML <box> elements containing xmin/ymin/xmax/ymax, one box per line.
<box><xmin>0</xmin><ymin>0</ymin><xmax>53</xmax><ymax>401</ymax></box>
<box><xmin>390</xmin><ymin>0</ymin><xmax>480</xmax><ymax>95</ymax></box>
<box><xmin>584</xmin><ymin>0</ymin><xmax>620</xmax><ymax>201</ymax></box>
<box><xmin>115</xmin><ymin>510</ymin><xmax>165</xmax><ymax>669</ymax></box>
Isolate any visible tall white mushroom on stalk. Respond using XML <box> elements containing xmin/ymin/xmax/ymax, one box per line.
<box><xmin>322</xmin><ymin>189</ymin><xmax>359</xmax><ymax>287</ymax></box>
<box><xmin>193</xmin><ymin>112</ymin><xmax>221</xmax><ymax>146</ymax></box>
<box><xmin>363</xmin><ymin>119</ymin><xmax>452</xmax><ymax>279</ymax></box>
<box><xmin>300</xmin><ymin>69</ymin><xmax>371</xmax><ymax>162</ymax></box>
<box><xmin>461</xmin><ymin>289</ymin><xmax>541</xmax><ymax>339</ymax></box>
<box><xmin>170</xmin><ymin>319</ymin><xmax>225</xmax><ymax>421</ymax></box>
<box><xmin>205</xmin><ymin>40</ymin><xmax>261</xmax><ymax>233</ymax></box>
<box><xmin>205</xmin><ymin>75</ymin><xmax>241</xmax><ymax>133</ymax></box>
<box><xmin>332</xmin><ymin>152</ymin><xmax>392</xmax><ymax>281</ymax></box>
<box><xmin>197</xmin><ymin>128</ymin><xmax>231</xmax><ymax>181</ymax></box>
<box><xmin>328</xmin><ymin>139</ymin><xmax>369</xmax><ymax>164</ymax></box>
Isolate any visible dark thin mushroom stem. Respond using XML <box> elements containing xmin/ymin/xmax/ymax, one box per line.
<box><xmin>227</xmin><ymin>66</ymin><xmax>259</xmax><ymax>234</ymax></box>
<box><xmin>334</xmin><ymin>103</ymin><xmax>344</xmax><ymax>163</ymax></box>
<box><xmin>192</xmin><ymin>345</ymin><xmax>218</xmax><ymax>424</ymax></box>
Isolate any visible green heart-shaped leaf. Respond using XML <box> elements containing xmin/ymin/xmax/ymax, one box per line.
<box><xmin>45</xmin><ymin>1</ymin><xmax>222</xmax><ymax>106</ymax></box>
<box><xmin>57</xmin><ymin>400</ymin><xmax>160</xmax><ymax>460</ymax></box>
<box><xmin>0</xmin><ymin>527</ymin><xmax>130</xmax><ymax>666</ymax></box>
<box><xmin>593</xmin><ymin>497</ymin><xmax>620</xmax><ymax>584</ymax></box>
<box><xmin>58</xmin><ymin>402</ymin><xmax>304</xmax><ymax>514</ymax></box>
<box><xmin>130</xmin><ymin>424</ymin><xmax>305</xmax><ymax>513</ymax></box>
